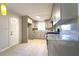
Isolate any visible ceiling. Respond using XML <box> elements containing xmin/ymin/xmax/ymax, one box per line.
<box><xmin>6</xmin><ymin>3</ymin><xmax>53</xmax><ymax>21</ymax></box>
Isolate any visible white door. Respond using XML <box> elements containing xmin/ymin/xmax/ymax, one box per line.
<box><xmin>9</xmin><ymin>17</ymin><xmax>19</xmax><ymax>47</ymax></box>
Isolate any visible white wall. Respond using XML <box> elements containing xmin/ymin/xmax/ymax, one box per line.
<box><xmin>0</xmin><ymin>10</ymin><xmax>22</xmax><ymax>51</ymax></box>
<box><xmin>0</xmin><ymin>14</ymin><xmax>9</xmax><ymax>50</ymax></box>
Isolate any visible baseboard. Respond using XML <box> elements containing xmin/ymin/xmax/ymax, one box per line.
<box><xmin>0</xmin><ymin>46</ymin><xmax>12</xmax><ymax>53</ymax></box>
<box><xmin>0</xmin><ymin>43</ymin><xmax>19</xmax><ymax>53</ymax></box>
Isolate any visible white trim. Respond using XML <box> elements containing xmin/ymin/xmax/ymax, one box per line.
<box><xmin>0</xmin><ymin>43</ymin><xmax>19</xmax><ymax>53</ymax></box>
<box><xmin>0</xmin><ymin>46</ymin><xmax>12</xmax><ymax>53</ymax></box>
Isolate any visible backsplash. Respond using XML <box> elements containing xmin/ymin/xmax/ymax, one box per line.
<box><xmin>55</xmin><ymin>19</ymin><xmax>78</xmax><ymax>41</ymax></box>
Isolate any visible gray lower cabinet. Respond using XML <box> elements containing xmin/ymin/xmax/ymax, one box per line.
<box><xmin>47</xmin><ymin>39</ymin><xmax>79</xmax><ymax>56</ymax></box>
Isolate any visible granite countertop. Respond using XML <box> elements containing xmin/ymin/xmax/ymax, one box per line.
<box><xmin>47</xmin><ymin>33</ymin><xmax>79</xmax><ymax>42</ymax></box>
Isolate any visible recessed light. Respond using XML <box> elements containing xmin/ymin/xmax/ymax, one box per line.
<box><xmin>36</xmin><ymin>16</ymin><xmax>40</xmax><ymax>18</ymax></box>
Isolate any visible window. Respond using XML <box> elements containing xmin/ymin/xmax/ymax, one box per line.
<box><xmin>37</xmin><ymin>22</ymin><xmax>45</xmax><ymax>31</ymax></box>
<box><xmin>61</xmin><ymin>24</ymin><xmax>71</xmax><ymax>30</ymax></box>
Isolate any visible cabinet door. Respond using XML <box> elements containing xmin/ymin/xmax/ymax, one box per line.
<box><xmin>61</xmin><ymin>3</ymin><xmax>77</xmax><ymax>20</ymax></box>
<box><xmin>52</xmin><ymin>3</ymin><xmax>60</xmax><ymax>25</ymax></box>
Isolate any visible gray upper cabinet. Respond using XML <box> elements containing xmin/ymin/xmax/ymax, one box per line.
<box><xmin>52</xmin><ymin>3</ymin><xmax>60</xmax><ymax>25</ymax></box>
<box><xmin>52</xmin><ymin>3</ymin><xmax>77</xmax><ymax>25</ymax></box>
<box><xmin>60</xmin><ymin>3</ymin><xmax>77</xmax><ymax>20</ymax></box>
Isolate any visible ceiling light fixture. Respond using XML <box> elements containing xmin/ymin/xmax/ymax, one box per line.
<box><xmin>36</xmin><ymin>16</ymin><xmax>40</xmax><ymax>18</ymax></box>
<box><xmin>1</xmin><ymin>3</ymin><xmax>7</xmax><ymax>15</ymax></box>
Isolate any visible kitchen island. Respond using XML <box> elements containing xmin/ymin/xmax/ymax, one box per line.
<box><xmin>46</xmin><ymin>32</ymin><xmax>79</xmax><ymax>56</ymax></box>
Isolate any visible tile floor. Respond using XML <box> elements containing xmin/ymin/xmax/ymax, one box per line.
<box><xmin>0</xmin><ymin>39</ymin><xmax>48</xmax><ymax>56</ymax></box>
